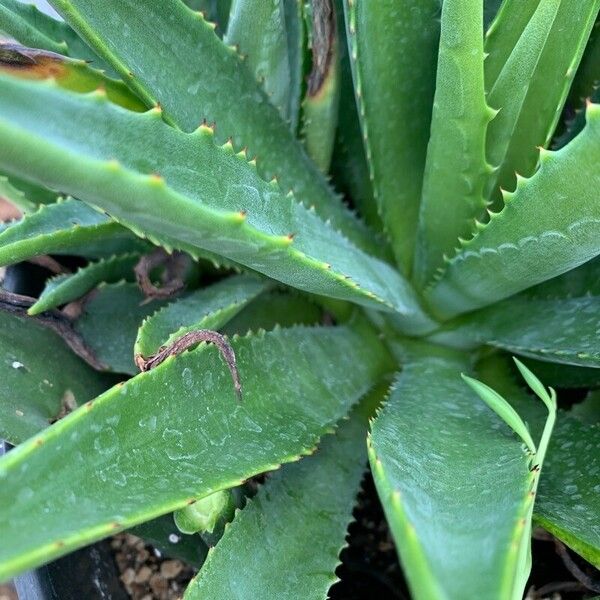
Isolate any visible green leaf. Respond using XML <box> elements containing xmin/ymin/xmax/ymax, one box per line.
<box><xmin>0</xmin><ymin>173</ymin><xmax>37</xmax><ymax>213</ymax></box>
<box><xmin>534</xmin><ymin>404</ymin><xmax>600</xmax><ymax>568</ymax></box>
<box><xmin>0</xmin><ymin>0</ymin><xmax>114</xmax><ymax>72</ymax></box>
<box><xmin>183</xmin><ymin>0</ymin><xmax>232</xmax><ymax>36</ymax></box>
<box><xmin>369</xmin><ymin>344</ymin><xmax>536</xmax><ymax>600</ymax></box>
<box><xmin>0</xmin><ymin>173</ymin><xmax>56</xmax><ymax>210</ymax></box>
<box><xmin>74</xmin><ymin>282</ymin><xmax>167</xmax><ymax>375</ymax></box>
<box><xmin>523</xmin><ymin>256</ymin><xmax>600</xmax><ymax>299</ymax></box>
<box><xmin>0</xmin><ymin>324</ymin><xmax>390</xmax><ymax>581</ymax></box>
<box><xmin>426</xmin><ymin>104</ymin><xmax>600</xmax><ymax>319</ymax></box>
<box><xmin>0</xmin><ymin>77</ymin><xmax>436</xmax><ymax>333</ymax></box>
<box><xmin>301</xmin><ymin>0</ymin><xmax>340</xmax><ymax>173</ymax></box>
<box><xmin>225</xmin><ymin>0</ymin><xmax>301</xmax><ymax>130</ymax></box>
<box><xmin>414</xmin><ymin>0</ymin><xmax>493</xmax><ymax>287</ymax></box>
<box><xmin>477</xmin><ymin>356</ymin><xmax>600</xmax><ymax>567</ymax></box>
<box><xmin>330</xmin><ymin>11</ymin><xmax>382</xmax><ymax>233</ymax></box>
<box><xmin>342</xmin><ymin>0</ymin><xmax>440</xmax><ymax>274</ymax></box>
<box><xmin>430</xmin><ymin>293</ymin><xmax>600</xmax><ymax>368</ymax></box>
<box><xmin>484</xmin><ymin>0</ymin><xmax>503</xmax><ymax>29</ymax></box>
<box><xmin>128</xmin><ymin>514</ymin><xmax>208</xmax><ymax>568</ymax></box>
<box><xmin>134</xmin><ymin>274</ymin><xmax>269</xmax><ymax>359</ymax></box>
<box><xmin>48</xmin><ymin>0</ymin><xmax>378</xmax><ymax>256</ymax></box>
<box><xmin>222</xmin><ymin>290</ymin><xmax>322</xmax><ymax>335</ymax></box>
<box><xmin>0</xmin><ymin>309</ymin><xmax>110</xmax><ymax>444</ymax></box>
<box><xmin>484</xmin><ymin>0</ymin><xmax>541</xmax><ymax>97</ymax></box>
<box><xmin>568</xmin><ymin>21</ymin><xmax>600</xmax><ymax>109</ymax></box>
<box><xmin>570</xmin><ymin>392</ymin><xmax>600</xmax><ymax>425</ymax></box>
<box><xmin>461</xmin><ymin>374</ymin><xmax>536</xmax><ymax>453</ymax></box>
<box><xmin>484</xmin><ymin>0</ymin><xmax>599</xmax><ymax>204</ymax></box>
<box><xmin>0</xmin><ymin>42</ymin><xmax>146</xmax><ymax>112</ymax></box>
<box><xmin>184</xmin><ymin>385</ymin><xmax>386</xmax><ymax>600</ymax></box>
<box><xmin>28</xmin><ymin>253</ymin><xmax>140</xmax><ymax>315</ymax></box>
<box><xmin>519</xmin><ymin>357</ymin><xmax>600</xmax><ymax>389</ymax></box>
<box><xmin>0</xmin><ymin>199</ymin><xmax>146</xmax><ymax>265</ymax></box>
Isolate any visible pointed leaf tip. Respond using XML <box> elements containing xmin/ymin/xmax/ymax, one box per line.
<box><xmin>461</xmin><ymin>373</ymin><xmax>536</xmax><ymax>453</ymax></box>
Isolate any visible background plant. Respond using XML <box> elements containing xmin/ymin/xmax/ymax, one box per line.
<box><xmin>0</xmin><ymin>0</ymin><xmax>598</xmax><ymax>598</ymax></box>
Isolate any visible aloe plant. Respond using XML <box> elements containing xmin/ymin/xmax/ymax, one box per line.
<box><xmin>0</xmin><ymin>0</ymin><xmax>598</xmax><ymax>598</ymax></box>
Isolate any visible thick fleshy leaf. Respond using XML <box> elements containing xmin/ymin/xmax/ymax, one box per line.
<box><xmin>369</xmin><ymin>344</ymin><xmax>536</xmax><ymax>600</ymax></box>
<box><xmin>0</xmin><ymin>324</ymin><xmax>391</xmax><ymax>581</ymax></box>
<box><xmin>342</xmin><ymin>0</ymin><xmax>440</xmax><ymax>273</ymax></box>
<box><xmin>478</xmin><ymin>356</ymin><xmax>600</xmax><ymax>567</ymax></box>
<box><xmin>135</xmin><ymin>275</ymin><xmax>269</xmax><ymax>359</ymax></box>
<box><xmin>48</xmin><ymin>0</ymin><xmax>379</xmax><ymax>255</ymax></box>
<box><xmin>330</xmin><ymin>13</ymin><xmax>381</xmax><ymax>233</ymax></box>
<box><xmin>128</xmin><ymin>514</ymin><xmax>208</xmax><ymax>568</ymax></box>
<box><xmin>28</xmin><ymin>253</ymin><xmax>140</xmax><ymax>315</ymax></box>
<box><xmin>0</xmin><ymin>173</ymin><xmax>56</xmax><ymax>211</ymax></box>
<box><xmin>225</xmin><ymin>0</ymin><xmax>301</xmax><ymax>130</ymax></box>
<box><xmin>301</xmin><ymin>0</ymin><xmax>340</xmax><ymax>173</ymax></box>
<box><xmin>74</xmin><ymin>282</ymin><xmax>167</xmax><ymax>375</ymax></box>
<box><xmin>429</xmin><ymin>293</ymin><xmax>600</xmax><ymax>368</ymax></box>
<box><xmin>0</xmin><ymin>199</ymin><xmax>147</xmax><ymax>264</ymax></box>
<box><xmin>568</xmin><ymin>20</ymin><xmax>600</xmax><ymax>109</ymax></box>
<box><xmin>414</xmin><ymin>0</ymin><xmax>492</xmax><ymax>287</ymax></box>
<box><xmin>0</xmin><ymin>309</ymin><xmax>110</xmax><ymax>444</ymax></box>
<box><xmin>222</xmin><ymin>291</ymin><xmax>322</xmax><ymax>335</ymax></box>
<box><xmin>484</xmin><ymin>0</ymin><xmax>599</xmax><ymax>204</ymax></box>
<box><xmin>0</xmin><ymin>76</ymin><xmax>436</xmax><ymax>333</ymax></box>
<box><xmin>0</xmin><ymin>0</ymin><xmax>114</xmax><ymax>71</ymax></box>
<box><xmin>0</xmin><ymin>42</ymin><xmax>145</xmax><ymax>112</ymax></box>
<box><xmin>426</xmin><ymin>104</ymin><xmax>600</xmax><ymax>319</ymax></box>
<box><xmin>0</xmin><ymin>173</ymin><xmax>36</xmax><ymax>213</ymax></box>
<box><xmin>185</xmin><ymin>385</ymin><xmax>386</xmax><ymax>599</ymax></box>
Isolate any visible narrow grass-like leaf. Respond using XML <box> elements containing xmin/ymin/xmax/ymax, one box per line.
<box><xmin>48</xmin><ymin>0</ymin><xmax>378</xmax><ymax>255</ymax></box>
<box><xmin>0</xmin><ymin>0</ymin><xmax>114</xmax><ymax>71</ymax></box>
<box><xmin>74</xmin><ymin>282</ymin><xmax>167</xmax><ymax>375</ymax></box>
<box><xmin>461</xmin><ymin>374</ymin><xmax>536</xmax><ymax>453</ymax></box>
<box><xmin>519</xmin><ymin>358</ymin><xmax>600</xmax><ymax>389</ymax></box>
<box><xmin>0</xmin><ymin>76</ymin><xmax>435</xmax><ymax>333</ymax></box>
<box><xmin>28</xmin><ymin>253</ymin><xmax>140</xmax><ymax>315</ymax></box>
<box><xmin>369</xmin><ymin>344</ymin><xmax>535</xmax><ymax>599</ymax></box>
<box><xmin>343</xmin><ymin>0</ymin><xmax>440</xmax><ymax>273</ymax></box>
<box><xmin>0</xmin><ymin>310</ymin><xmax>110</xmax><ymax>444</ymax></box>
<box><xmin>185</xmin><ymin>385</ymin><xmax>387</xmax><ymax>599</ymax></box>
<box><xmin>478</xmin><ymin>356</ymin><xmax>600</xmax><ymax>567</ymax></box>
<box><xmin>426</xmin><ymin>104</ymin><xmax>600</xmax><ymax>319</ymax></box>
<box><xmin>135</xmin><ymin>275</ymin><xmax>269</xmax><ymax>359</ymax></box>
<box><xmin>484</xmin><ymin>0</ymin><xmax>599</xmax><ymax>203</ymax></box>
<box><xmin>429</xmin><ymin>293</ymin><xmax>600</xmax><ymax>368</ymax></box>
<box><xmin>414</xmin><ymin>0</ymin><xmax>492</xmax><ymax>287</ymax></box>
<box><xmin>484</xmin><ymin>0</ymin><xmax>504</xmax><ymax>29</ymax></box>
<box><xmin>0</xmin><ymin>325</ymin><xmax>390</xmax><ymax>581</ymax></box>
<box><xmin>0</xmin><ymin>199</ymin><xmax>146</xmax><ymax>265</ymax></box>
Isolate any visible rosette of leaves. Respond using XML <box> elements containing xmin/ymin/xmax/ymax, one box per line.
<box><xmin>0</xmin><ymin>0</ymin><xmax>598</xmax><ymax>598</ymax></box>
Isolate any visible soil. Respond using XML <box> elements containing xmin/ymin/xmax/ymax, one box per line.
<box><xmin>107</xmin><ymin>473</ymin><xmax>599</xmax><ymax>600</ymax></box>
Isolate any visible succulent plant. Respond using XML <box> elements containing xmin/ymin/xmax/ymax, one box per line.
<box><xmin>0</xmin><ymin>0</ymin><xmax>598</xmax><ymax>598</ymax></box>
